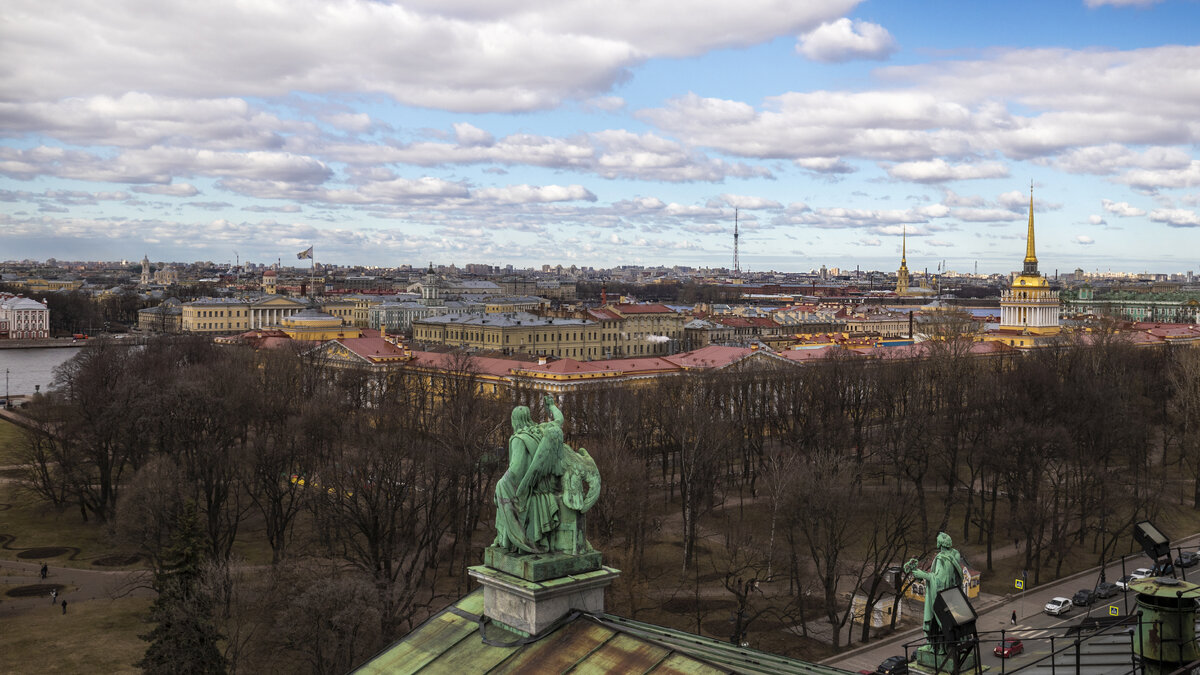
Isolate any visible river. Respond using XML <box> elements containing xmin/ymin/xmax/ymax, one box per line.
<box><xmin>0</xmin><ymin>347</ymin><xmax>83</xmax><ymax>397</ymax></box>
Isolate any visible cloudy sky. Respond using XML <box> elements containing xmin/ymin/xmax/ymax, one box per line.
<box><xmin>2</xmin><ymin>0</ymin><xmax>1199</xmax><ymax>274</ymax></box>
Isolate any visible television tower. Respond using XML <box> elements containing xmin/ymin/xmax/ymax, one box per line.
<box><xmin>733</xmin><ymin>208</ymin><xmax>740</xmax><ymax>276</ymax></box>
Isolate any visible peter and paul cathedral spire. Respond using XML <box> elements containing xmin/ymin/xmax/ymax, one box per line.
<box><xmin>1023</xmin><ymin>181</ymin><xmax>1039</xmax><ymax>277</ymax></box>
<box><xmin>896</xmin><ymin>225</ymin><xmax>911</xmax><ymax>295</ymax></box>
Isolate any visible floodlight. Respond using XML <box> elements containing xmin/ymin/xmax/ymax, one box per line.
<box><xmin>1134</xmin><ymin>521</ymin><xmax>1170</xmax><ymax>560</ymax></box>
<box><xmin>933</xmin><ymin>586</ymin><xmax>978</xmax><ymax>642</ymax></box>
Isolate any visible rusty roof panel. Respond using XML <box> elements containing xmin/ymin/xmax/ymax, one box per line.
<box><xmin>489</xmin><ymin>620</ymin><xmax>617</xmax><ymax>674</ymax></box>
<box><xmin>572</xmin><ymin>632</ymin><xmax>671</xmax><ymax>675</ymax></box>
<box><xmin>356</xmin><ymin>610</ymin><xmax>477</xmax><ymax>675</ymax></box>
<box><xmin>422</xmin><ymin>625</ymin><xmax>518</xmax><ymax>674</ymax></box>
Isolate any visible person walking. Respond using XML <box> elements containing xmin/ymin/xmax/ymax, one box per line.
<box><xmin>50</xmin><ymin>588</ymin><xmax>57</xmax><ymax>605</ymax></box>
<box><xmin>61</xmin><ymin>599</ymin><xmax>67</xmax><ymax>615</ymax></box>
<box><xmin>1011</xmin><ymin>610</ymin><xmax>1017</xmax><ymax>624</ymax></box>
<box><xmin>40</xmin><ymin>563</ymin><xmax>48</xmax><ymax>580</ymax></box>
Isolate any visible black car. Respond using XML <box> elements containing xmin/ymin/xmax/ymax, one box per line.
<box><xmin>877</xmin><ymin>655</ymin><xmax>910</xmax><ymax>675</ymax></box>
<box><xmin>1072</xmin><ymin>589</ymin><xmax>1096</xmax><ymax>606</ymax></box>
<box><xmin>1095</xmin><ymin>582</ymin><xmax>1119</xmax><ymax>599</ymax></box>
<box><xmin>1176</xmin><ymin>552</ymin><xmax>1199</xmax><ymax>568</ymax></box>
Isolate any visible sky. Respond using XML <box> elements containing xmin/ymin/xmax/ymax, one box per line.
<box><xmin>2</xmin><ymin>0</ymin><xmax>1200</xmax><ymax>275</ymax></box>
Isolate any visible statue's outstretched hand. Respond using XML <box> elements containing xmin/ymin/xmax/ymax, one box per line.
<box><xmin>903</xmin><ymin>558</ymin><xmax>919</xmax><ymax>573</ymax></box>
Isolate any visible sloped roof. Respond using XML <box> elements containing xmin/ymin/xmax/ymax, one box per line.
<box><xmin>662</xmin><ymin>345</ymin><xmax>754</xmax><ymax>369</ymax></box>
<box><xmin>614</xmin><ymin>303</ymin><xmax>676</xmax><ymax>314</ymax></box>
<box><xmin>336</xmin><ymin>337</ymin><xmax>408</xmax><ymax>362</ymax></box>
<box><xmin>355</xmin><ymin>589</ymin><xmax>852</xmax><ymax>675</ymax></box>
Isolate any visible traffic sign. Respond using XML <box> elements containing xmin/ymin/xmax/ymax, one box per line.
<box><xmin>1109</xmin><ymin>605</ymin><xmax>1120</xmax><ymax>616</ymax></box>
<box><xmin>1014</xmin><ymin>579</ymin><xmax>1024</xmax><ymax>590</ymax></box>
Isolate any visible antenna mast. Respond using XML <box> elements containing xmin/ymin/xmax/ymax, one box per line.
<box><xmin>733</xmin><ymin>208</ymin><xmax>740</xmax><ymax>277</ymax></box>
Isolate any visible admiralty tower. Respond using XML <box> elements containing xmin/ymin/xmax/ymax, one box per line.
<box><xmin>997</xmin><ymin>185</ymin><xmax>1061</xmax><ymax>345</ymax></box>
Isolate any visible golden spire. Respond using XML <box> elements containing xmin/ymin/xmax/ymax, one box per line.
<box><xmin>1024</xmin><ymin>182</ymin><xmax>1036</xmax><ymax>264</ymax></box>
<box><xmin>902</xmin><ymin>224</ymin><xmax>907</xmax><ymax>264</ymax></box>
<box><xmin>1021</xmin><ymin>182</ymin><xmax>1040</xmax><ymax>277</ymax></box>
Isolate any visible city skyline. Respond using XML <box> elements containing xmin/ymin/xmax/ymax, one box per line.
<box><xmin>2</xmin><ymin>0</ymin><xmax>1199</xmax><ymax>275</ymax></box>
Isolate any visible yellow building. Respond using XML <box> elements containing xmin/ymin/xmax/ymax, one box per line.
<box><xmin>414</xmin><ymin>312</ymin><xmax>597</xmax><ymax>359</ymax></box>
<box><xmin>279</xmin><ymin>307</ymin><xmax>362</xmax><ymax>341</ymax></box>
<box><xmin>21</xmin><ymin>278</ymin><xmax>83</xmax><ymax>292</ymax></box>
<box><xmin>987</xmin><ymin>186</ymin><xmax>1062</xmax><ymax>348</ymax></box>
<box><xmin>180</xmin><ymin>295</ymin><xmax>350</xmax><ymax>334</ymax></box>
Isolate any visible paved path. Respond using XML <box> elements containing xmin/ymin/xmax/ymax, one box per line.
<box><xmin>0</xmin><ymin>558</ymin><xmax>153</xmax><ymax>618</ymax></box>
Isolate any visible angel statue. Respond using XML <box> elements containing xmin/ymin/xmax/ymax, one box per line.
<box><xmin>492</xmin><ymin>395</ymin><xmax>601</xmax><ymax>556</ymax></box>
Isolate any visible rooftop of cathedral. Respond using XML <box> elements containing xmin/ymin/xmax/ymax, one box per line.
<box><xmin>354</xmin><ymin>589</ymin><xmax>848</xmax><ymax>675</ymax></box>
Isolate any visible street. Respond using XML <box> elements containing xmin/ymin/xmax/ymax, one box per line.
<box><xmin>829</xmin><ymin>533</ymin><xmax>1200</xmax><ymax>674</ymax></box>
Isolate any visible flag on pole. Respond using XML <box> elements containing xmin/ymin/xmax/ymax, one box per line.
<box><xmin>296</xmin><ymin>246</ymin><xmax>313</xmax><ymax>260</ymax></box>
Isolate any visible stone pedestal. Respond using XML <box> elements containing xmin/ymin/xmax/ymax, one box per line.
<box><xmin>468</xmin><ymin>564</ymin><xmax>620</xmax><ymax>637</ymax></box>
<box><xmin>483</xmin><ymin>546</ymin><xmax>602</xmax><ymax>582</ymax></box>
<box><xmin>911</xmin><ymin>644</ymin><xmax>979</xmax><ymax>674</ymax></box>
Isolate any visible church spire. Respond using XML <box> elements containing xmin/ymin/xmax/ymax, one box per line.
<box><xmin>1022</xmin><ymin>182</ymin><xmax>1039</xmax><ymax>276</ymax></box>
<box><xmin>896</xmin><ymin>225</ymin><xmax>911</xmax><ymax>295</ymax></box>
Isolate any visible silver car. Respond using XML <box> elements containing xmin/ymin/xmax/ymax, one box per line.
<box><xmin>1044</xmin><ymin>597</ymin><xmax>1072</xmax><ymax>616</ymax></box>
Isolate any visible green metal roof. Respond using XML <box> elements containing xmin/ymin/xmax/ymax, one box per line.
<box><xmin>355</xmin><ymin>590</ymin><xmax>857</xmax><ymax>675</ymax></box>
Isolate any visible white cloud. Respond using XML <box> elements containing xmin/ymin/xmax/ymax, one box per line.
<box><xmin>1075</xmin><ymin>235</ymin><xmax>1095</xmax><ymax>244</ymax></box>
<box><xmin>796</xmin><ymin>19</ymin><xmax>897</xmax><ymax>63</ymax></box>
<box><xmin>1088</xmin><ymin>215</ymin><xmax>1106</xmax><ymax>225</ymax></box>
<box><xmin>794</xmin><ymin>157</ymin><xmax>856</xmax><ymax>174</ymax></box>
<box><xmin>715</xmin><ymin>194</ymin><xmax>783</xmax><ymax>210</ymax></box>
<box><xmin>1117</xmin><ymin>161</ymin><xmax>1200</xmax><ymax>192</ymax></box>
<box><xmin>952</xmin><ymin>208</ymin><xmax>1024</xmax><ymax>222</ymax></box>
<box><xmin>1</xmin><ymin>0</ymin><xmax>861</xmax><ymax>113</ymax></box>
<box><xmin>1101</xmin><ymin>199</ymin><xmax>1146</xmax><ymax>217</ymax></box>
<box><xmin>473</xmin><ymin>184</ymin><xmax>597</xmax><ymax>204</ymax></box>
<box><xmin>0</xmin><ymin>93</ymin><xmax>301</xmax><ymax>149</ymax></box>
<box><xmin>1149</xmin><ymin>208</ymin><xmax>1200</xmax><ymax>227</ymax></box>
<box><xmin>886</xmin><ymin>159</ymin><xmax>1009</xmax><ymax>183</ymax></box>
<box><xmin>645</xmin><ymin>45</ymin><xmax>1200</xmax><ymax>167</ymax></box>
<box><xmin>321</xmin><ymin>112</ymin><xmax>374</xmax><ymax>134</ymax></box>
<box><xmin>453</xmin><ymin>123</ymin><xmax>495</xmax><ymax>147</ymax></box>
<box><xmin>132</xmin><ymin>183</ymin><xmax>200</xmax><ymax>197</ymax></box>
<box><xmin>1054</xmin><ymin>144</ymin><xmax>1190</xmax><ymax>175</ymax></box>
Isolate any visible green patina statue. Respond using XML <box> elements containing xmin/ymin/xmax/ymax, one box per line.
<box><xmin>905</xmin><ymin>532</ymin><xmax>964</xmax><ymax>641</ymax></box>
<box><xmin>492</xmin><ymin>395</ymin><xmax>601</xmax><ymax>557</ymax></box>
<box><xmin>904</xmin><ymin>532</ymin><xmax>974</xmax><ymax>672</ymax></box>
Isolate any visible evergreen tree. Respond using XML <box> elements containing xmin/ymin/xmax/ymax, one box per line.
<box><xmin>137</xmin><ymin>502</ymin><xmax>227</xmax><ymax>675</ymax></box>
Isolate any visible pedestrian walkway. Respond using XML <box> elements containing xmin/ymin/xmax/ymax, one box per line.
<box><xmin>0</xmin><ymin>558</ymin><xmax>153</xmax><ymax>618</ymax></box>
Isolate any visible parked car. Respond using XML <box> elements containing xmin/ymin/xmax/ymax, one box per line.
<box><xmin>1175</xmin><ymin>552</ymin><xmax>1199</xmax><ymax>568</ymax></box>
<box><xmin>876</xmin><ymin>655</ymin><xmax>910</xmax><ymax>675</ymax></box>
<box><xmin>994</xmin><ymin>638</ymin><xmax>1025</xmax><ymax>658</ymax></box>
<box><xmin>1134</xmin><ymin>567</ymin><xmax>1155</xmax><ymax>578</ymax></box>
<box><xmin>1045</xmin><ymin>597</ymin><xmax>1072</xmax><ymax>616</ymax></box>
<box><xmin>1095</xmin><ymin>582</ymin><xmax>1120</xmax><ymax>599</ymax></box>
<box><xmin>1072</xmin><ymin>589</ymin><xmax>1096</xmax><ymax>606</ymax></box>
<box><xmin>1115</xmin><ymin>575</ymin><xmax>1137</xmax><ymax>591</ymax></box>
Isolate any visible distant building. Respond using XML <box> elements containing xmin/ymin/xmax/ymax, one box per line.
<box><xmin>985</xmin><ymin>188</ymin><xmax>1062</xmax><ymax>348</ymax></box>
<box><xmin>0</xmin><ymin>295</ymin><xmax>50</xmax><ymax>339</ymax></box>
<box><xmin>137</xmin><ymin>297</ymin><xmax>183</xmax><ymax>333</ymax></box>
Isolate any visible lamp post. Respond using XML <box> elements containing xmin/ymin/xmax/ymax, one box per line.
<box><xmin>4</xmin><ymin>368</ymin><xmax>8</xmax><ymax>408</ymax></box>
